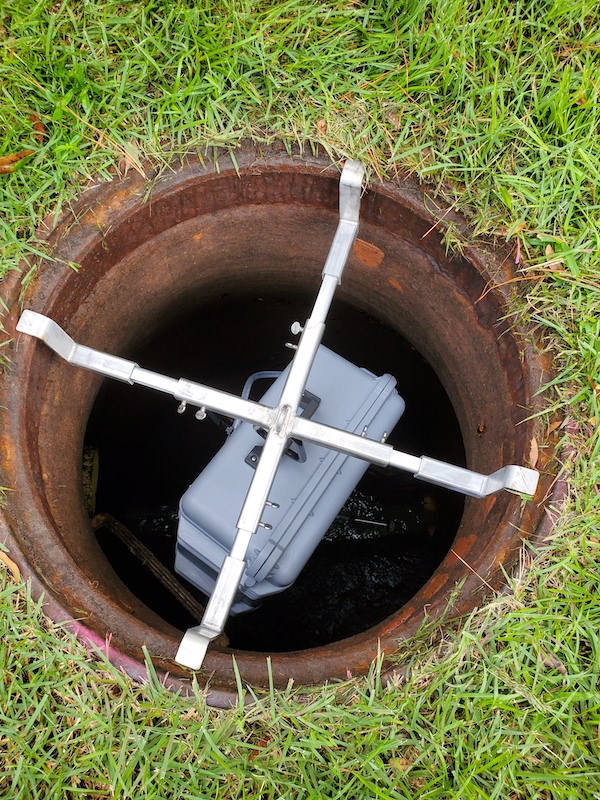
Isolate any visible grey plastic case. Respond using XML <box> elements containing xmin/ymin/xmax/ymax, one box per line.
<box><xmin>175</xmin><ymin>345</ymin><xmax>405</xmax><ymax>613</ymax></box>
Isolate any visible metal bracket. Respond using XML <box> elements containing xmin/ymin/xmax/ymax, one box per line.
<box><xmin>322</xmin><ymin>160</ymin><xmax>362</xmax><ymax>284</ymax></box>
<box><xmin>16</xmin><ymin>160</ymin><xmax>539</xmax><ymax>672</ymax></box>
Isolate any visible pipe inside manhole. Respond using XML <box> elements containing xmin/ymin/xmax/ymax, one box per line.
<box><xmin>0</xmin><ymin>144</ymin><xmax>557</xmax><ymax>701</ymax></box>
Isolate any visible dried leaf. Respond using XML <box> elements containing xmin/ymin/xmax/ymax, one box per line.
<box><xmin>0</xmin><ymin>150</ymin><xmax>35</xmax><ymax>174</ymax></box>
<box><xmin>529</xmin><ymin>436</ymin><xmax>539</xmax><ymax>469</ymax></box>
<box><xmin>540</xmin><ymin>645</ymin><xmax>567</xmax><ymax>675</ymax></box>
<box><xmin>29</xmin><ymin>113</ymin><xmax>45</xmax><ymax>144</ymax></box>
<box><xmin>119</xmin><ymin>142</ymin><xmax>141</xmax><ymax>175</ymax></box>
<box><xmin>0</xmin><ymin>115</ymin><xmax>43</xmax><ymax>173</ymax></box>
<box><xmin>589</xmin><ymin>417</ymin><xmax>597</xmax><ymax>427</ymax></box>
<box><xmin>545</xmin><ymin>244</ymin><xmax>554</xmax><ymax>257</ymax></box>
<box><xmin>316</xmin><ymin>118</ymin><xmax>327</xmax><ymax>135</ymax></box>
<box><xmin>513</xmin><ymin>221</ymin><xmax>527</xmax><ymax>233</ymax></box>
<box><xmin>420</xmin><ymin>146</ymin><xmax>434</xmax><ymax>165</ymax></box>
<box><xmin>547</xmin><ymin>420</ymin><xmax>562</xmax><ymax>435</ymax></box>
<box><xmin>389</xmin><ymin>757</ymin><xmax>413</xmax><ymax>772</ymax></box>
<box><xmin>0</xmin><ymin>549</ymin><xmax>21</xmax><ymax>581</ymax></box>
<box><xmin>249</xmin><ymin>736</ymin><xmax>271</xmax><ymax>761</ymax></box>
<box><xmin>386</xmin><ymin>110</ymin><xmax>401</xmax><ymax>129</ymax></box>
<box><xmin>118</xmin><ymin>141</ymin><xmax>145</xmax><ymax>178</ymax></box>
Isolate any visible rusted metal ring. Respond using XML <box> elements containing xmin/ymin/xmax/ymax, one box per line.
<box><xmin>0</xmin><ymin>143</ymin><xmax>558</xmax><ymax>702</ymax></box>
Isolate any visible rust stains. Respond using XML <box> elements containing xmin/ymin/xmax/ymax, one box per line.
<box><xmin>353</xmin><ymin>238</ymin><xmax>384</xmax><ymax>268</ymax></box>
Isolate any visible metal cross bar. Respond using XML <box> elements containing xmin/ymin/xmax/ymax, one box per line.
<box><xmin>16</xmin><ymin>160</ymin><xmax>539</xmax><ymax>671</ymax></box>
<box><xmin>175</xmin><ymin>160</ymin><xmax>364</xmax><ymax>668</ymax></box>
<box><xmin>15</xmin><ymin>307</ymin><xmax>541</xmax><ymax>503</ymax></box>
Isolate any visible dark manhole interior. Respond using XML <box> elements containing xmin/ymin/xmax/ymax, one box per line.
<box><xmin>85</xmin><ymin>290</ymin><xmax>466</xmax><ymax>652</ymax></box>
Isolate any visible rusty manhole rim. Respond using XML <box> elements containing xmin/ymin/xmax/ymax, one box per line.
<box><xmin>0</xmin><ymin>143</ymin><xmax>558</xmax><ymax>703</ymax></box>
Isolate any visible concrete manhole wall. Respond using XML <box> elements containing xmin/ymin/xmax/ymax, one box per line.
<box><xmin>0</xmin><ymin>144</ymin><xmax>557</xmax><ymax>701</ymax></box>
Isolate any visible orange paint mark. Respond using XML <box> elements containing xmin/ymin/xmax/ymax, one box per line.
<box><xmin>379</xmin><ymin>606</ymin><xmax>415</xmax><ymax>633</ymax></box>
<box><xmin>389</xmin><ymin>278</ymin><xmax>404</xmax><ymax>292</ymax></box>
<box><xmin>193</xmin><ymin>232</ymin><xmax>204</xmax><ymax>241</ymax></box>
<box><xmin>448</xmin><ymin>534</ymin><xmax>476</xmax><ymax>560</ymax></box>
<box><xmin>353</xmin><ymin>238</ymin><xmax>384</xmax><ymax>268</ymax></box>
<box><xmin>424</xmin><ymin>572</ymin><xmax>448</xmax><ymax>597</ymax></box>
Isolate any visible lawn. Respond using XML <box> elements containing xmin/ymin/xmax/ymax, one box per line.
<box><xmin>1</xmin><ymin>0</ymin><xmax>600</xmax><ymax>797</ymax></box>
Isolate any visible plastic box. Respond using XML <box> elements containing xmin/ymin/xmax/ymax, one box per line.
<box><xmin>175</xmin><ymin>345</ymin><xmax>405</xmax><ymax>614</ymax></box>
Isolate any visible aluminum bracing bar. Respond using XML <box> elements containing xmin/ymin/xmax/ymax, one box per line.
<box><xmin>14</xmin><ymin>307</ymin><xmax>541</xmax><ymax>504</ymax></box>
<box><xmin>174</xmin><ymin>159</ymin><xmax>364</xmax><ymax>668</ymax></box>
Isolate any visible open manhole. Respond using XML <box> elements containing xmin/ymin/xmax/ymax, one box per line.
<box><xmin>1</xmin><ymin>144</ymin><xmax>557</xmax><ymax>703</ymax></box>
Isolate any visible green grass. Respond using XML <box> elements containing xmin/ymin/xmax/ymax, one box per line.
<box><xmin>2</xmin><ymin>545</ymin><xmax>600</xmax><ymax>799</ymax></box>
<box><xmin>2</xmin><ymin>0</ymin><xmax>600</xmax><ymax>273</ymax></box>
<box><xmin>1</xmin><ymin>0</ymin><xmax>600</xmax><ymax>797</ymax></box>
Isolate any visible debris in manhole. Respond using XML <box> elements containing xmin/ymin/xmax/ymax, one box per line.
<box><xmin>91</xmin><ymin>512</ymin><xmax>205</xmax><ymax>621</ymax></box>
<box><xmin>16</xmin><ymin>160</ymin><xmax>540</xmax><ymax>673</ymax></box>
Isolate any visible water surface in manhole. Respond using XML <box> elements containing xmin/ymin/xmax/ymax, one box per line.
<box><xmin>86</xmin><ymin>291</ymin><xmax>465</xmax><ymax>650</ymax></box>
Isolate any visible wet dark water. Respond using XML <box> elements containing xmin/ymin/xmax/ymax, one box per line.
<box><xmin>88</xmin><ymin>291</ymin><xmax>465</xmax><ymax>650</ymax></box>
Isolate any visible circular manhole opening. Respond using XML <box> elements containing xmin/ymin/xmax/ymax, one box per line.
<box><xmin>1</xmin><ymin>144</ymin><xmax>556</xmax><ymax>701</ymax></box>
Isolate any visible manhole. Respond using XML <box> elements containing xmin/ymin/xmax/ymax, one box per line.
<box><xmin>0</xmin><ymin>144</ymin><xmax>557</xmax><ymax>703</ymax></box>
